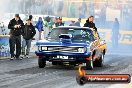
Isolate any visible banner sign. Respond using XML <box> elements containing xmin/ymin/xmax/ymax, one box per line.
<box><xmin>0</xmin><ymin>35</ymin><xmax>10</xmax><ymax>58</ymax></box>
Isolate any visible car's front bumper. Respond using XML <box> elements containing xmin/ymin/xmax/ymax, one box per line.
<box><xmin>35</xmin><ymin>51</ymin><xmax>91</xmax><ymax>62</ymax></box>
<box><xmin>35</xmin><ymin>51</ymin><xmax>91</xmax><ymax>57</ymax></box>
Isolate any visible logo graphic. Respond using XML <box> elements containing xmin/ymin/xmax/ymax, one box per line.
<box><xmin>76</xmin><ymin>66</ymin><xmax>131</xmax><ymax>85</ymax></box>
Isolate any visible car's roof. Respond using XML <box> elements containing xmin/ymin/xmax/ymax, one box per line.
<box><xmin>54</xmin><ymin>26</ymin><xmax>92</xmax><ymax>31</ymax></box>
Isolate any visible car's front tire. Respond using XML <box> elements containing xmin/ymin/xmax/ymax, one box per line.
<box><xmin>94</xmin><ymin>54</ymin><xmax>104</xmax><ymax>67</ymax></box>
<box><xmin>38</xmin><ymin>57</ymin><xmax>46</xmax><ymax>68</ymax></box>
<box><xmin>86</xmin><ymin>59</ymin><xmax>93</xmax><ymax>70</ymax></box>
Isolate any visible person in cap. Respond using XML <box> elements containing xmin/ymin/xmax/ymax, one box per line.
<box><xmin>21</xmin><ymin>19</ymin><xmax>36</xmax><ymax>59</ymax></box>
<box><xmin>55</xmin><ymin>17</ymin><xmax>64</xmax><ymax>27</ymax></box>
<box><xmin>8</xmin><ymin>14</ymin><xmax>24</xmax><ymax>60</ymax></box>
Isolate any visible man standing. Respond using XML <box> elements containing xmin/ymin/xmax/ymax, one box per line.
<box><xmin>21</xmin><ymin>19</ymin><xmax>36</xmax><ymax>59</ymax></box>
<box><xmin>35</xmin><ymin>17</ymin><xmax>44</xmax><ymax>40</ymax></box>
<box><xmin>112</xmin><ymin>18</ymin><xmax>119</xmax><ymax>48</ymax></box>
<box><xmin>8</xmin><ymin>14</ymin><xmax>24</xmax><ymax>60</ymax></box>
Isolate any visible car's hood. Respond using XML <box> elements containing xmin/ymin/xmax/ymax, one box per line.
<box><xmin>36</xmin><ymin>39</ymin><xmax>90</xmax><ymax>47</ymax></box>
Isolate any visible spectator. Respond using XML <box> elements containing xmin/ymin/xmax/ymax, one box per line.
<box><xmin>112</xmin><ymin>18</ymin><xmax>119</xmax><ymax>48</ymax></box>
<box><xmin>45</xmin><ymin>16</ymin><xmax>50</xmax><ymax>22</ymax></box>
<box><xmin>48</xmin><ymin>18</ymin><xmax>54</xmax><ymax>29</ymax></box>
<box><xmin>43</xmin><ymin>17</ymin><xmax>49</xmax><ymax>39</ymax></box>
<box><xmin>35</xmin><ymin>17</ymin><xmax>44</xmax><ymax>40</ymax></box>
<box><xmin>55</xmin><ymin>17</ymin><xmax>64</xmax><ymax>27</ymax></box>
<box><xmin>74</xmin><ymin>18</ymin><xmax>81</xmax><ymax>27</ymax></box>
<box><xmin>29</xmin><ymin>15</ymin><xmax>33</xmax><ymax>21</ymax></box>
<box><xmin>8</xmin><ymin>14</ymin><xmax>24</xmax><ymax>60</ymax></box>
<box><xmin>53</xmin><ymin>17</ymin><xmax>58</xmax><ymax>28</ymax></box>
<box><xmin>21</xmin><ymin>19</ymin><xmax>36</xmax><ymax>59</ymax></box>
<box><xmin>69</xmin><ymin>21</ymin><xmax>75</xmax><ymax>26</ymax></box>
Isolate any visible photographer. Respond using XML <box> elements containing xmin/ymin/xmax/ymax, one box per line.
<box><xmin>8</xmin><ymin>14</ymin><xmax>24</xmax><ymax>60</ymax></box>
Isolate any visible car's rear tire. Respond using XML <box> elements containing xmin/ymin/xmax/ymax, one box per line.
<box><xmin>38</xmin><ymin>57</ymin><xmax>46</xmax><ymax>68</ymax></box>
<box><xmin>94</xmin><ymin>54</ymin><xmax>104</xmax><ymax>67</ymax></box>
<box><xmin>86</xmin><ymin>59</ymin><xmax>93</xmax><ymax>70</ymax></box>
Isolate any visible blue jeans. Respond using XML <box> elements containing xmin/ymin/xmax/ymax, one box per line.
<box><xmin>22</xmin><ymin>39</ymin><xmax>32</xmax><ymax>55</ymax></box>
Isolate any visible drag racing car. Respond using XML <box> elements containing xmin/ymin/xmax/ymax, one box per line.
<box><xmin>35</xmin><ymin>26</ymin><xmax>107</xmax><ymax>69</ymax></box>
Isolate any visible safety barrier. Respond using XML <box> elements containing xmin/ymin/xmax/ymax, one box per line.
<box><xmin>0</xmin><ymin>35</ymin><xmax>10</xmax><ymax>58</ymax></box>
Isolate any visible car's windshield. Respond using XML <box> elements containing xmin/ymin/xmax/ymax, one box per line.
<box><xmin>47</xmin><ymin>28</ymin><xmax>94</xmax><ymax>42</ymax></box>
